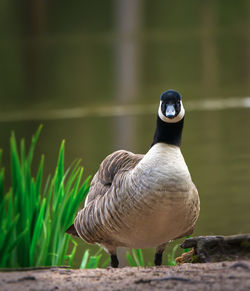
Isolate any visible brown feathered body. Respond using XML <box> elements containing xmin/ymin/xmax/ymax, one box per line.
<box><xmin>73</xmin><ymin>143</ymin><xmax>200</xmax><ymax>254</ymax></box>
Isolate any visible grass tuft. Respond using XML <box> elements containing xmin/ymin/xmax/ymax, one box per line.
<box><xmin>80</xmin><ymin>249</ymin><xmax>109</xmax><ymax>269</ymax></box>
<box><xmin>126</xmin><ymin>249</ymin><xmax>150</xmax><ymax>267</ymax></box>
<box><xmin>0</xmin><ymin>127</ymin><xmax>90</xmax><ymax>268</ymax></box>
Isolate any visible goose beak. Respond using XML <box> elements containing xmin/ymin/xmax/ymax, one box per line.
<box><xmin>165</xmin><ymin>104</ymin><xmax>176</xmax><ymax>118</ymax></box>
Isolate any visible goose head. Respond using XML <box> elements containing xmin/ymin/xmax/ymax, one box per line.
<box><xmin>158</xmin><ymin>90</ymin><xmax>185</xmax><ymax>123</ymax></box>
<box><xmin>151</xmin><ymin>89</ymin><xmax>185</xmax><ymax>147</ymax></box>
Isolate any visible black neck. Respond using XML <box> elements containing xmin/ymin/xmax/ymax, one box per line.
<box><xmin>150</xmin><ymin>116</ymin><xmax>184</xmax><ymax>148</ymax></box>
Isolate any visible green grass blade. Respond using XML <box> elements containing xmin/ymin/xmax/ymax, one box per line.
<box><xmin>55</xmin><ymin>140</ymin><xmax>65</xmax><ymax>194</ymax></box>
<box><xmin>168</xmin><ymin>244</ymin><xmax>179</xmax><ymax>266</ymax></box>
<box><xmin>126</xmin><ymin>251</ymin><xmax>136</xmax><ymax>267</ymax></box>
<box><xmin>101</xmin><ymin>257</ymin><xmax>110</xmax><ymax>268</ymax></box>
<box><xmin>87</xmin><ymin>255</ymin><xmax>102</xmax><ymax>269</ymax></box>
<box><xmin>68</xmin><ymin>239</ymin><xmax>77</xmax><ymax>267</ymax></box>
<box><xmin>27</xmin><ymin>125</ymin><xmax>43</xmax><ymax>166</ymax></box>
<box><xmin>10</xmin><ymin>131</ymin><xmax>24</xmax><ymax>194</ymax></box>
<box><xmin>80</xmin><ymin>249</ymin><xmax>90</xmax><ymax>269</ymax></box>
<box><xmin>29</xmin><ymin>197</ymin><xmax>46</xmax><ymax>266</ymax></box>
<box><xmin>6</xmin><ymin>191</ymin><xmax>14</xmax><ymax>232</ymax></box>
<box><xmin>36</xmin><ymin>220</ymin><xmax>50</xmax><ymax>266</ymax></box>
<box><xmin>135</xmin><ymin>249</ymin><xmax>144</xmax><ymax>266</ymax></box>
<box><xmin>20</xmin><ymin>138</ymin><xmax>26</xmax><ymax>168</ymax></box>
<box><xmin>0</xmin><ymin>214</ymin><xmax>19</xmax><ymax>255</ymax></box>
<box><xmin>132</xmin><ymin>249</ymin><xmax>141</xmax><ymax>266</ymax></box>
<box><xmin>35</xmin><ymin>155</ymin><xmax>44</xmax><ymax>197</ymax></box>
<box><xmin>0</xmin><ymin>226</ymin><xmax>28</xmax><ymax>268</ymax></box>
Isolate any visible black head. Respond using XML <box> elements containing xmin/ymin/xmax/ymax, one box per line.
<box><xmin>158</xmin><ymin>90</ymin><xmax>184</xmax><ymax>122</ymax></box>
<box><xmin>151</xmin><ymin>89</ymin><xmax>185</xmax><ymax>148</ymax></box>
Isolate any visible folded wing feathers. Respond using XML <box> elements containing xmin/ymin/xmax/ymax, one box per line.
<box><xmin>99</xmin><ymin>150</ymin><xmax>144</xmax><ymax>184</ymax></box>
<box><xmin>85</xmin><ymin>150</ymin><xmax>143</xmax><ymax>206</ymax></box>
<box><xmin>74</xmin><ymin>150</ymin><xmax>144</xmax><ymax>243</ymax></box>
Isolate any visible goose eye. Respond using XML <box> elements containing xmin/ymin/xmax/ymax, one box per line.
<box><xmin>176</xmin><ymin>101</ymin><xmax>181</xmax><ymax>109</ymax></box>
<box><xmin>161</xmin><ymin>102</ymin><xmax>166</xmax><ymax>112</ymax></box>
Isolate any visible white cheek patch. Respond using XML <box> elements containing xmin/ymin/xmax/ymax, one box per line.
<box><xmin>158</xmin><ymin>100</ymin><xmax>185</xmax><ymax>123</ymax></box>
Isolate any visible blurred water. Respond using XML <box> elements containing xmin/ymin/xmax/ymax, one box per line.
<box><xmin>0</xmin><ymin>1</ymin><xmax>250</xmax><ymax>267</ymax></box>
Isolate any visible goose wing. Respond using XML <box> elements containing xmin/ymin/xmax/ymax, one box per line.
<box><xmin>85</xmin><ymin>150</ymin><xmax>144</xmax><ymax>206</ymax></box>
<box><xmin>66</xmin><ymin>150</ymin><xmax>144</xmax><ymax>236</ymax></box>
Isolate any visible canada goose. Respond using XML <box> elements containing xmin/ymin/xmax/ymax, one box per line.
<box><xmin>66</xmin><ymin>89</ymin><xmax>200</xmax><ymax>268</ymax></box>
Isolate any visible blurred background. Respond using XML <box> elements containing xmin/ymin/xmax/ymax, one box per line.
<box><xmin>0</xmin><ymin>0</ymin><xmax>250</xmax><ymax>266</ymax></box>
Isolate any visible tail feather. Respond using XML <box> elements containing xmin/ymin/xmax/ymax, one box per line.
<box><xmin>65</xmin><ymin>224</ymin><xmax>79</xmax><ymax>237</ymax></box>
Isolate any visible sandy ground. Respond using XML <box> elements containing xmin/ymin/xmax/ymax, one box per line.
<box><xmin>1</xmin><ymin>260</ymin><xmax>250</xmax><ymax>291</ymax></box>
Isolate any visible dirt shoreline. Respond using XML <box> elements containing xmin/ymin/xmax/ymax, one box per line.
<box><xmin>1</xmin><ymin>260</ymin><xmax>250</xmax><ymax>291</ymax></box>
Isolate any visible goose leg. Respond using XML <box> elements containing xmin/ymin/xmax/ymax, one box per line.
<box><xmin>110</xmin><ymin>254</ymin><xmax>119</xmax><ymax>268</ymax></box>
<box><xmin>154</xmin><ymin>243</ymin><xmax>168</xmax><ymax>266</ymax></box>
<box><xmin>104</xmin><ymin>245</ymin><xmax>119</xmax><ymax>268</ymax></box>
